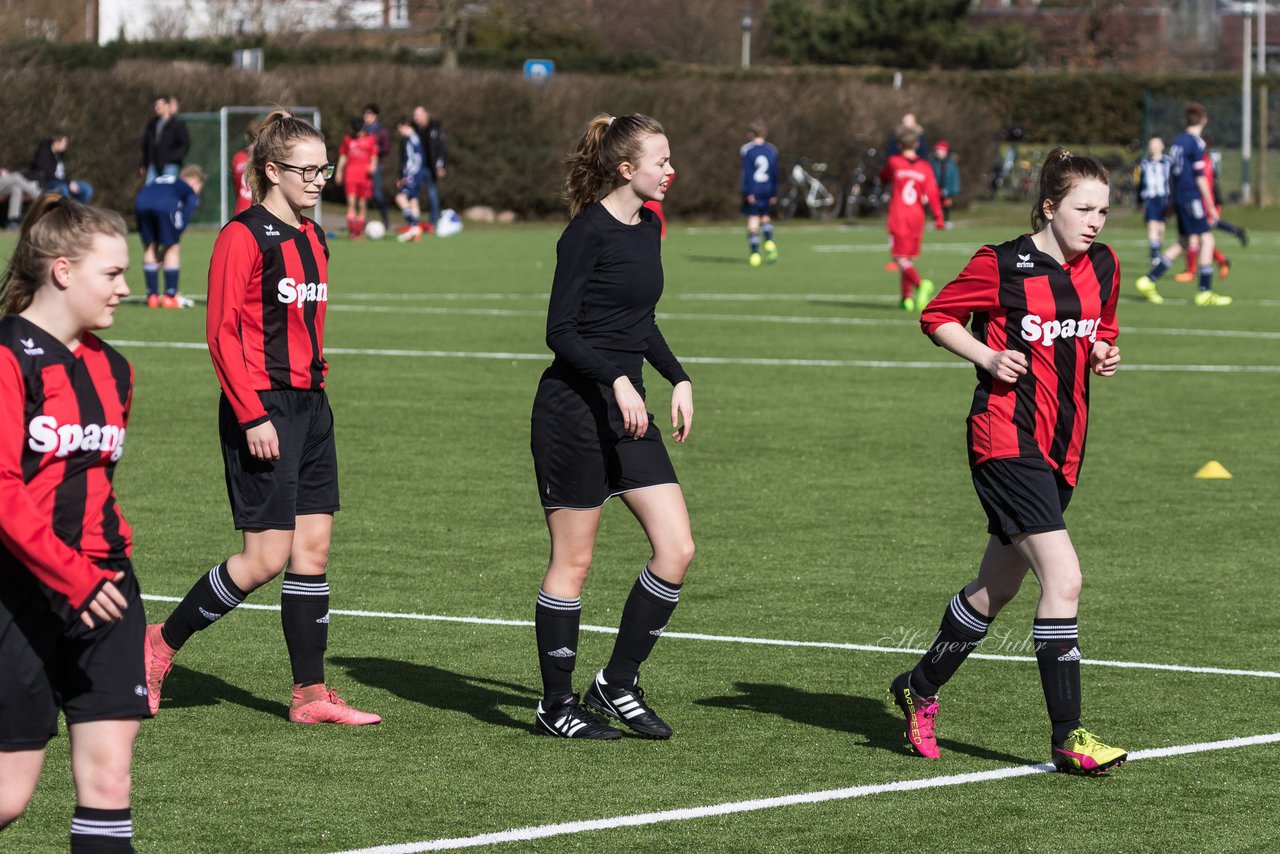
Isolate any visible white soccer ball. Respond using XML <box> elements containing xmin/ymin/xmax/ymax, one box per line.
<box><xmin>364</xmin><ymin>220</ymin><xmax>386</xmax><ymax>240</ymax></box>
<box><xmin>436</xmin><ymin>209</ymin><xmax>463</xmax><ymax>237</ymax></box>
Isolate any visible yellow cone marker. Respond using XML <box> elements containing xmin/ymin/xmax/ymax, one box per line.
<box><xmin>1194</xmin><ymin>461</ymin><xmax>1232</xmax><ymax>479</ymax></box>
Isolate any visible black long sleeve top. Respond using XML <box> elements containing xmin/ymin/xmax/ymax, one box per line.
<box><xmin>544</xmin><ymin>203</ymin><xmax>689</xmax><ymax>394</ymax></box>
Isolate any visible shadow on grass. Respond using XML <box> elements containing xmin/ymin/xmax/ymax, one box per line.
<box><xmin>160</xmin><ymin>664</ymin><xmax>285</xmax><ymax>718</ymax></box>
<box><xmin>695</xmin><ymin>682</ymin><xmax>1033</xmax><ymax>765</ymax></box>
<box><xmin>330</xmin><ymin>656</ymin><xmax>536</xmax><ymax>732</ymax></box>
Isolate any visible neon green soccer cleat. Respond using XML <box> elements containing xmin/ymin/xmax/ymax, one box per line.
<box><xmin>762</xmin><ymin>239</ymin><xmax>779</xmax><ymax>264</ymax></box>
<box><xmin>1135</xmin><ymin>276</ymin><xmax>1164</xmax><ymax>305</ymax></box>
<box><xmin>1052</xmin><ymin>727</ymin><xmax>1127</xmax><ymax>776</ymax></box>
<box><xmin>900</xmin><ymin>296</ymin><xmax>915</xmax><ymax>312</ymax></box>
<box><xmin>1194</xmin><ymin>290</ymin><xmax>1232</xmax><ymax>307</ymax></box>
<box><xmin>748</xmin><ymin>252</ymin><xmax>762</xmax><ymax>267</ymax></box>
<box><xmin>914</xmin><ymin>279</ymin><xmax>935</xmax><ymax>309</ymax></box>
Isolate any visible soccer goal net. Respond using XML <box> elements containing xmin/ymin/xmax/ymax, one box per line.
<box><xmin>179</xmin><ymin>106</ymin><xmax>323</xmax><ymax>227</ymax></box>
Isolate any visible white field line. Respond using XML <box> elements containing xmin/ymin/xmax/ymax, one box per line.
<box><xmin>105</xmin><ymin>340</ymin><xmax>1280</xmax><ymax>374</ymax></box>
<box><xmin>325</xmin><ymin>303</ymin><xmax>1280</xmax><ymax>341</ymax></box>
<box><xmin>328</xmin><ymin>731</ymin><xmax>1280</xmax><ymax>854</ymax></box>
<box><xmin>137</xmin><ymin>594</ymin><xmax>1280</xmax><ymax>680</ymax></box>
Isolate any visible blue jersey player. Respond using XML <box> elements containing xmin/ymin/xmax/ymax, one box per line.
<box><xmin>741</xmin><ymin>119</ymin><xmax>779</xmax><ymax>266</ymax></box>
<box><xmin>1136</xmin><ymin>102</ymin><xmax>1231</xmax><ymax>306</ymax></box>
<box><xmin>395</xmin><ymin>116</ymin><xmax>426</xmax><ymax>242</ymax></box>
<box><xmin>134</xmin><ymin>165</ymin><xmax>203</xmax><ymax>308</ymax></box>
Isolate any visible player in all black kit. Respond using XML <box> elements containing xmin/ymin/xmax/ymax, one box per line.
<box><xmin>0</xmin><ymin>196</ymin><xmax>145</xmax><ymax>851</ymax></box>
<box><xmin>143</xmin><ymin>110</ymin><xmax>380</xmax><ymax>726</ymax></box>
<box><xmin>531</xmin><ymin>114</ymin><xmax>694</xmax><ymax>739</ymax></box>
<box><xmin>888</xmin><ymin>149</ymin><xmax>1128</xmax><ymax>775</ymax></box>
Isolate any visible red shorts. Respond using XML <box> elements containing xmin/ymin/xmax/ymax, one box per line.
<box><xmin>345</xmin><ymin>176</ymin><xmax>373</xmax><ymax>201</ymax></box>
<box><xmin>889</xmin><ymin>230</ymin><xmax>921</xmax><ymax>258</ymax></box>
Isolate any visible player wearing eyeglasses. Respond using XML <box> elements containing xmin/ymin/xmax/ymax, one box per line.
<box><xmin>143</xmin><ymin>110</ymin><xmax>380</xmax><ymax>727</ymax></box>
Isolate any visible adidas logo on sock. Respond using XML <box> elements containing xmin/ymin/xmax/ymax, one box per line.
<box><xmin>547</xmin><ymin>647</ymin><xmax>576</xmax><ymax>658</ymax></box>
<box><xmin>1058</xmin><ymin>646</ymin><xmax>1082</xmax><ymax>662</ymax></box>
<box><xmin>316</xmin><ymin>612</ymin><xmax>330</xmax><ymax>624</ymax></box>
<box><xmin>198</xmin><ymin>606</ymin><xmax>223</xmax><ymax>622</ymax></box>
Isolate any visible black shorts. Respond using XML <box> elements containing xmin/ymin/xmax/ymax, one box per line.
<box><xmin>0</xmin><ymin>558</ymin><xmax>149</xmax><ymax>750</ymax></box>
<box><xmin>971</xmin><ymin>457</ymin><xmax>1073</xmax><ymax>545</ymax></box>
<box><xmin>531</xmin><ymin>367</ymin><xmax>678</xmax><ymax>510</ymax></box>
<box><xmin>220</xmin><ymin>389</ymin><xmax>340</xmax><ymax>530</ymax></box>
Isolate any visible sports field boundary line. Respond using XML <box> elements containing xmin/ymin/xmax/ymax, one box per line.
<box><xmin>107</xmin><ymin>340</ymin><xmax>1280</xmax><ymax>374</ymax></box>
<box><xmin>138</xmin><ymin>594</ymin><xmax>1280</xmax><ymax>680</ymax></box>
<box><xmin>326</xmin><ymin>731</ymin><xmax>1280</xmax><ymax>853</ymax></box>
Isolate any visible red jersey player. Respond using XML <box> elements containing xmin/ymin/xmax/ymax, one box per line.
<box><xmin>230</xmin><ymin>121</ymin><xmax>257</xmax><ymax>217</ymax></box>
<box><xmin>336</xmin><ymin>118</ymin><xmax>378</xmax><ymax>238</ymax></box>
<box><xmin>0</xmin><ymin>196</ymin><xmax>148</xmax><ymax>851</ymax></box>
<box><xmin>880</xmin><ymin>126</ymin><xmax>944</xmax><ymax>311</ymax></box>
<box><xmin>144</xmin><ymin>110</ymin><xmax>380</xmax><ymax>727</ymax></box>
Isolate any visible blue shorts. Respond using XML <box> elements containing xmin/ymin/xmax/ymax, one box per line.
<box><xmin>1143</xmin><ymin>196</ymin><xmax>1168</xmax><ymax>223</ymax></box>
<box><xmin>136</xmin><ymin>205</ymin><xmax>185</xmax><ymax>248</ymax></box>
<box><xmin>1175</xmin><ymin>198</ymin><xmax>1211</xmax><ymax>236</ymax></box>
<box><xmin>741</xmin><ymin>197</ymin><xmax>772</xmax><ymax>218</ymax></box>
<box><xmin>399</xmin><ymin>176</ymin><xmax>422</xmax><ymax>198</ymax></box>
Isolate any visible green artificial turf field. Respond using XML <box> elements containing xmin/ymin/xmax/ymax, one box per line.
<box><xmin>3</xmin><ymin>201</ymin><xmax>1278</xmax><ymax>852</ymax></box>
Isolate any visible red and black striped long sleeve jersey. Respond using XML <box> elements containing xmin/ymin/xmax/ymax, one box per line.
<box><xmin>920</xmin><ymin>235</ymin><xmax>1120</xmax><ymax>486</ymax></box>
<box><xmin>0</xmin><ymin>315</ymin><xmax>132</xmax><ymax>614</ymax></box>
<box><xmin>208</xmin><ymin>205</ymin><xmax>330</xmax><ymax>429</ymax></box>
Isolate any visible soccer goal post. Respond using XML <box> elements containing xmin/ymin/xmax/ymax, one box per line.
<box><xmin>179</xmin><ymin>106</ymin><xmax>322</xmax><ymax>228</ymax></box>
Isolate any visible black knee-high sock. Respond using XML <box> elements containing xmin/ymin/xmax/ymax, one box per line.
<box><xmin>603</xmin><ymin>566</ymin><xmax>681</xmax><ymax>687</ymax></box>
<box><xmin>281</xmin><ymin>573</ymin><xmax>329</xmax><ymax>687</ymax></box>
<box><xmin>70</xmin><ymin>805</ymin><xmax>133</xmax><ymax>852</ymax></box>
<box><xmin>160</xmin><ymin>562</ymin><xmax>246</xmax><ymax>650</ymax></box>
<box><xmin>535</xmin><ymin>590</ymin><xmax>581</xmax><ymax>702</ymax></box>
<box><xmin>910</xmin><ymin>589</ymin><xmax>993</xmax><ymax>698</ymax></box>
<box><xmin>1034</xmin><ymin>617</ymin><xmax>1082</xmax><ymax>744</ymax></box>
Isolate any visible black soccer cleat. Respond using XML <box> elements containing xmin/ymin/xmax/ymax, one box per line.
<box><xmin>584</xmin><ymin>670</ymin><xmax>673</xmax><ymax>739</ymax></box>
<box><xmin>1238</xmin><ymin>226</ymin><xmax>1249</xmax><ymax>247</ymax></box>
<box><xmin>534</xmin><ymin>693</ymin><xmax>622</xmax><ymax>740</ymax></box>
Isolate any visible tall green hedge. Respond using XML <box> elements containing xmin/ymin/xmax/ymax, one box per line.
<box><xmin>0</xmin><ymin>51</ymin><xmax>1271</xmax><ymax>219</ymax></box>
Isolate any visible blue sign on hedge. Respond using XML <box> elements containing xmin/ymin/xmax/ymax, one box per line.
<box><xmin>523</xmin><ymin>59</ymin><xmax>555</xmax><ymax>84</ymax></box>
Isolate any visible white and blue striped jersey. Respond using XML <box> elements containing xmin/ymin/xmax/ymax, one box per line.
<box><xmin>401</xmin><ymin>131</ymin><xmax>424</xmax><ymax>180</ymax></box>
<box><xmin>1138</xmin><ymin>154</ymin><xmax>1172</xmax><ymax>200</ymax></box>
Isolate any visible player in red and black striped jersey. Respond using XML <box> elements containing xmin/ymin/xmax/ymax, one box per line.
<box><xmin>888</xmin><ymin>149</ymin><xmax>1128</xmax><ymax>776</ymax></box>
<box><xmin>144</xmin><ymin>111</ymin><xmax>379</xmax><ymax>727</ymax></box>
<box><xmin>0</xmin><ymin>196</ymin><xmax>146</xmax><ymax>851</ymax></box>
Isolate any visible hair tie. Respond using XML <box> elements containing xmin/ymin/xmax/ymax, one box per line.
<box><xmin>607</xmin><ymin>116</ymin><xmax>615</xmax><ymax>127</ymax></box>
<box><xmin>1059</xmin><ymin>149</ymin><xmax>1072</xmax><ymax>161</ymax></box>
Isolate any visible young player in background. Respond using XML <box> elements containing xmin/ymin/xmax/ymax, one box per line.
<box><xmin>1135</xmin><ymin>102</ymin><xmax>1231</xmax><ymax>306</ymax></box>
<box><xmin>1174</xmin><ymin>143</ymin><xmax>1247</xmax><ymax>283</ymax></box>
<box><xmin>0</xmin><ymin>196</ymin><xmax>147</xmax><ymax>851</ymax></box>
<box><xmin>530</xmin><ymin>113</ymin><xmax>693</xmax><ymax>740</ymax></box>
<box><xmin>740</xmin><ymin>120</ymin><xmax>778</xmax><ymax>266</ymax></box>
<box><xmin>133</xmin><ymin>165</ymin><xmax>204</xmax><ymax>308</ymax></box>
<box><xmin>927</xmin><ymin>140</ymin><xmax>959</xmax><ymax>228</ymax></box>
<box><xmin>336</xmin><ymin>118</ymin><xmax>378</xmax><ymax>239</ymax></box>
<box><xmin>230</xmin><ymin>121</ymin><xmax>257</xmax><ymax>218</ymax></box>
<box><xmin>890</xmin><ymin>148</ymin><xmax>1126</xmax><ymax>776</ymax></box>
<box><xmin>143</xmin><ymin>111</ymin><xmax>380</xmax><ymax>727</ymax></box>
<box><xmin>1137</xmin><ymin>136</ymin><xmax>1172</xmax><ymax>263</ymax></box>
<box><xmin>881</xmin><ymin>126</ymin><xmax>945</xmax><ymax>311</ymax></box>
<box><xmin>394</xmin><ymin>117</ymin><xmax>425</xmax><ymax>243</ymax></box>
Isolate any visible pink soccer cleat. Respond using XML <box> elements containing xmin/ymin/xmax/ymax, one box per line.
<box><xmin>289</xmin><ymin>684</ymin><xmax>382</xmax><ymax>726</ymax></box>
<box><xmin>143</xmin><ymin>623</ymin><xmax>176</xmax><ymax>716</ymax></box>
<box><xmin>887</xmin><ymin>671</ymin><xmax>941</xmax><ymax>759</ymax></box>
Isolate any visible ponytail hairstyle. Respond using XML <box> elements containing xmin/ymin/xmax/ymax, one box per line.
<box><xmin>1031</xmin><ymin>147</ymin><xmax>1109</xmax><ymax>233</ymax></box>
<box><xmin>247</xmin><ymin>109</ymin><xmax>327</xmax><ymax>203</ymax></box>
<box><xmin>0</xmin><ymin>194</ymin><xmax>127</xmax><ymax>316</ymax></box>
<box><xmin>562</xmin><ymin>113</ymin><xmax>666</xmax><ymax>219</ymax></box>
